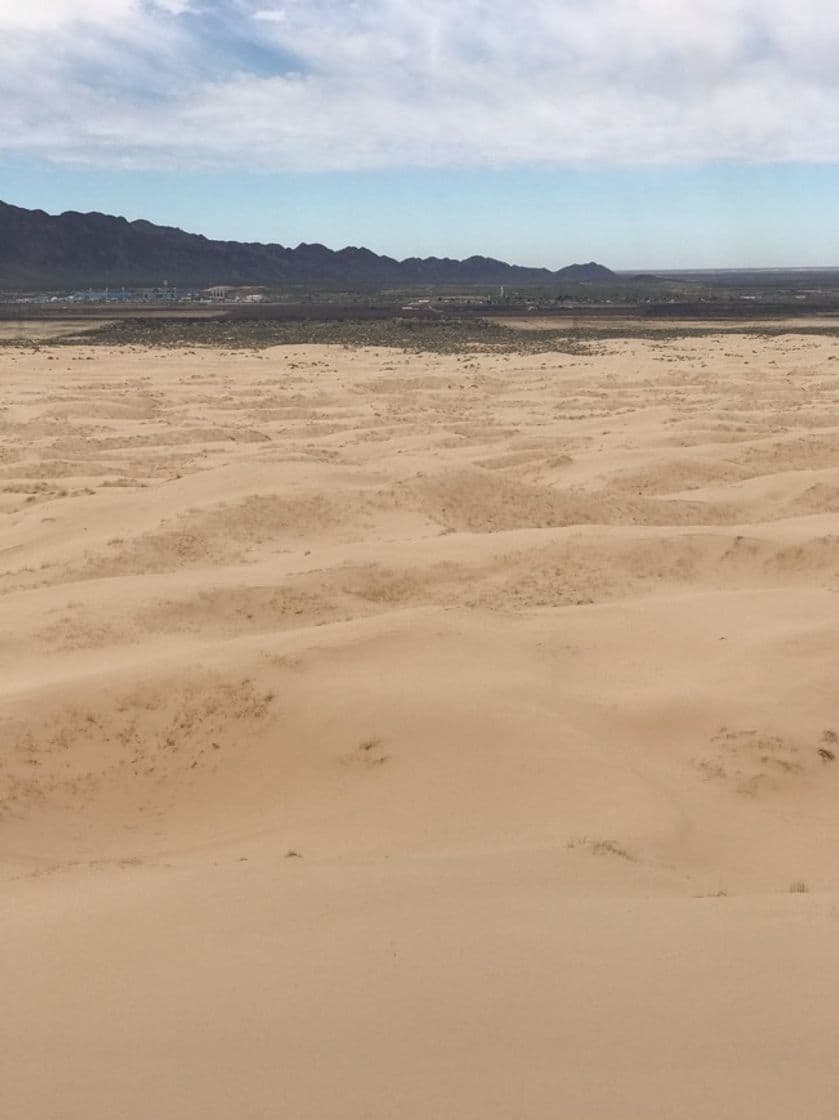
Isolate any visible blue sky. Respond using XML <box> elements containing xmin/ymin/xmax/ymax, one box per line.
<box><xmin>2</xmin><ymin>1</ymin><xmax>838</xmax><ymax>269</ymax></box>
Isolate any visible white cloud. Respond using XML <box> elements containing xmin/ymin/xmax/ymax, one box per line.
<box><xmin>1</xmin><ymin>0</ymin><xmax>839</xmax><ymax>170</ymax></box>
<box><xmin>252</xmin><ymin>8</ymin><xmax>287</xmax><ymax>22</ymax></box>
<box><xmin>0</xmin><ymin>0</ymin><xmax>137</xmax><ymax>32</ymax></box>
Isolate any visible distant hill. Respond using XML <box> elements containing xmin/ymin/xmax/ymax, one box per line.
<box><xmin>0</xmin><ymin>200</ymin><xmax>615</xmax><ymax>290</ymax></box>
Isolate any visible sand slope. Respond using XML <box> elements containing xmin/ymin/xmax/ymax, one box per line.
<box><xmin>3</xmin><ymin>334</ymin><xmax>839</xmax><ymax>1117</ymax></box>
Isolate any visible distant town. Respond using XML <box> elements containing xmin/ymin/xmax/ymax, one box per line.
<box><xmin>9</xmin><ymin>283</ymin><xmax>266</xmax><ymax>305</ymax></box>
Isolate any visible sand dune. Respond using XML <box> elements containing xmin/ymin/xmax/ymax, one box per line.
<box><xmin>3</xmin><ymin>333</ymin><xmax>839</xmax><ymax>1118</ymax></box>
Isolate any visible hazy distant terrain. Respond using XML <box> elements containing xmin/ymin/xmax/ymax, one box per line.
<box><xmin>0</xmin><ymin>200</ymin><xmax>614</xmax><ymax>289</ymax></box>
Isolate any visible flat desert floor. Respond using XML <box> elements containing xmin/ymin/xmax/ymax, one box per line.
<box><xmin>3</xmin><ymin>333</ymin><xmax>839</xmax><ymax>1118</ymax></box>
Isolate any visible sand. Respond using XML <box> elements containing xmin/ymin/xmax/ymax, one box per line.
<box><xmin>0</xmin><ymin>319</ymin><xmax>107</xmax><ymax>343</ymax></box>
<box><xmin>3</xmin><ymin>332</ymin><xmax>839</xmax><ymax>1117</ymax></box>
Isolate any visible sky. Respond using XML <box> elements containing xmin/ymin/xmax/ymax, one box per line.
<box><xmin>1</xmin><ymin>0</ymin><xmax>838</xmax><ymax>269</ymax></box>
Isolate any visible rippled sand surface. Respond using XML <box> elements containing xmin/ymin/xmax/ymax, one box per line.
<box><xmin>4</xmin><ymin>333</ymin><xmax>839</xmax><ymax>1118</ymax></box>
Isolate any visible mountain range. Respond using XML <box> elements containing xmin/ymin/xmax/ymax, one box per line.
<box><xmin>0</xmin><ymin>200</ymin><xmax>614</xmax><ymax>290</ymax></box>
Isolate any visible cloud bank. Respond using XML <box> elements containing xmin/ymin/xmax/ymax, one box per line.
<box><xmin>2</xmin><ymin>0</ymin><xmax>838</xmax><ymax>170</ymax></box>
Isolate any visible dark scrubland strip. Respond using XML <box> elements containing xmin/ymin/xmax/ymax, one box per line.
<box><xmin>5</xmin><ymin>315</ymin><xmax>837</xmax><ymax>355</ymax></box>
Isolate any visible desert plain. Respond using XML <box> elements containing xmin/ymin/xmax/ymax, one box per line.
<box><xmin>3</xmin><ymin>326</ymin><xmax>839</xmax><ymax>1118</ymax></box>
